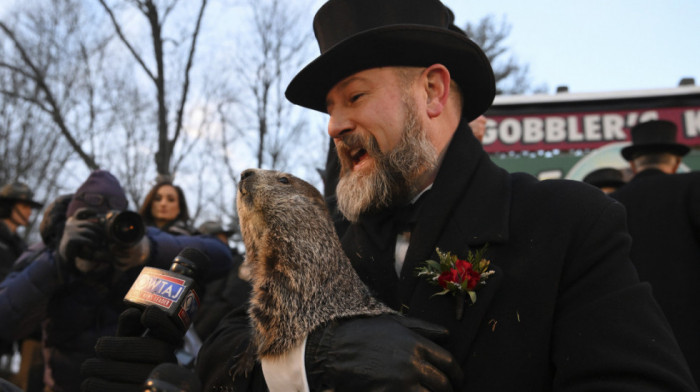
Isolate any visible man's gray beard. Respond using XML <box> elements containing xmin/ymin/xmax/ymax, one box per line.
<box><xmin>336</xmin><ymin>100</ymin><xmax>437</xmax><ymax>222</ymax></box>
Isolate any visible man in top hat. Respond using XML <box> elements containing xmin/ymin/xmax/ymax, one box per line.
<box><xmin>582</xmin><ymin>167</ymin><xmax>627</xmax><ymax>194</ymax></box>
<box><xmin>0</xmin><ymin>182</ymin><xmax>44</xmax><ymax>281</ymax></box>
<box><xmin>611</xmin><ymin>119</ymin><xmax>700</xmax><ymax>384</ymax></box>
<box><xmin>619</xmin><ymin>119</ymin><xmax>691</xmax><ymax>174</ymax></box>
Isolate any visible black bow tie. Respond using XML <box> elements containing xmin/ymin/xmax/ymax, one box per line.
<box><xmin>358</xmin><ymin>191</ymin><xmax>431</xmax><ymax>251</ymax></box>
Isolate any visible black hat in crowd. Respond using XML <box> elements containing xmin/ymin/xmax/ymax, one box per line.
<box><xmin>285</xmin><ymin>0</ymin><xmax>495</xmax><ymax>122</ymax></box>
<box><xmin>0</xmin><ymin>182</ymin><xmax>44</xmax><ymax>209</ymax></box>
<box><xmin>582</xmin><ymin>168</ymin><xmax>626</xmax><ymax>190</ymax></box>
<box><xmin>198</xmin><ymin>220</ymin><xmax>236</xmax><ymax>237</ymax></box>
<box><xmin>621</xmin><ymin>120</ymin><xmax>690</xmax><ymax>161</ymax></box>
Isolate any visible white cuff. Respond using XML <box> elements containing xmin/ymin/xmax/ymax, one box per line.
<box><xmin>261</xmin><ymin>336</ymin><xmax>310</xmax><ymax>392</ymax></box>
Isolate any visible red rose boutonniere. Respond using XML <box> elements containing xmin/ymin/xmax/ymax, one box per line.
<box><xmin>416</xmin><ymin>245</ymin><xmax>494</xmax><ymax>320</ymax></box>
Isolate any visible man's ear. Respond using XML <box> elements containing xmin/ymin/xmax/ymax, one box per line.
<box><xmin>629</xmin><ymin>161</ymin><xmax>639</xmax><ymax>174</ymax></box>
<box><xmin>671</xmin><ymin>156</ymin><xmax>681</xmax><ymax>173</ymax></box>
<box><xmin>422</xmin><ymin>64</ymin><xmax>451</xmax><ymax>119</ymax></box>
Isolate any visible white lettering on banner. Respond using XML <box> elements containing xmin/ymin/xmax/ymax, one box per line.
<box><xmin>500</xmin><ymin>118</ymin><xmax>521</xmax><ymax>144</ymax></box>
<box><xmin>684</xmin><ymin>110</ymin><xmax>700</xmax><ymax>137</ymax></box>
<box><xmin>603</xmin><ymin>114</ymin><xmax>626</xmax><ymax>140</ymax></box>
<box><xmin>483</xmin><ymin>119</ymin><xmax>498</xmax><ymax>144</ymax></box>
<box><xmin>638</xmin><ymin>111</ymin><xmax>659</xmax><ymax>124</ymax></box>
<box><xmin>583</xmin><ymin>115</ymin><xmax>602</xmax><ymax>141</ymax></box>
<box><xmin>485</xmin><ymin>111</ymin><xmax>663</xmax><ymax>148</ymax></box>
<box><xmin>568</xmin><ymin>116</ymin><xmax>584</xmax><ymax>142</ymax></box>
<box><xmin>545</xmin><ymin>117</ymin><xmax>566</xmax><ymax>142</ymax></box>
<box><xmin>523</xmin><ymin>118</ymin><xmax>544</xmax><ymax>143</ymax></box>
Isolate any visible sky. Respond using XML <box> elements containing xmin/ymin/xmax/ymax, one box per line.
<box><xmin>308</xmin><ymin>0</ymin><xmax>700</xmax><ymax>95</ymax></box>
<box><xmin>4</xmin><ymin>0</ymin><xmax>696</xmax><ymax>95</ymax></box>
<box><xmin>444</xmin><ymin>0</ymin><xmax>700</xmax><ymax>94</ymax></box>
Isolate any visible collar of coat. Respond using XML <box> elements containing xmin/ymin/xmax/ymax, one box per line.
<box><xmin>341</xmin><ymin>118</ymin><xmax>510</xmax><ymax>304</ymax></box>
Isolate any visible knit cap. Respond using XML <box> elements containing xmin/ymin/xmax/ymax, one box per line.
<box><xmin>65</xmin><ymin>170</ymin><xmax>128</xmax><ymax>217</ymax></box>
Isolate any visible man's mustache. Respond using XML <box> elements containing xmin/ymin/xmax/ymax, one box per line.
<box><xmin>336</xmin><ymin>133</ymin><xmax>381</xmax><ymax>159</ymax></box>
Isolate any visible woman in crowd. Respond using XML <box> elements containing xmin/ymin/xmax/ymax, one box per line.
<box><xmin>138</xmin><ymin>182</ymin><xmax>193</xmax><ymax>235</ymax></box>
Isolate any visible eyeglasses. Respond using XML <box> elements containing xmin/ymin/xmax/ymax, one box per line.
<box><xmin>76</xmin><ymin>192</ymin><xmax>127</xmax><ymax>210</ymax></box>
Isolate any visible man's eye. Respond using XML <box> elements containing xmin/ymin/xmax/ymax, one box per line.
<box><xmin>350</xmin><ymin>93</ymin><xmax>363</xmax><ymax>103</ymax></box>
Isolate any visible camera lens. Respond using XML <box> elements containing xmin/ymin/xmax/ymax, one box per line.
<box><xmin>106</xmin><ymin>211</ymin><xmax>145</xmax><ymax>246</ymax></box>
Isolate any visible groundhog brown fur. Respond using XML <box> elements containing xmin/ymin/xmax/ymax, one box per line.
<box><xmin>234</xmin><ymin>168</ymin><xmax>394</xmax><ymax>374</ymax></box>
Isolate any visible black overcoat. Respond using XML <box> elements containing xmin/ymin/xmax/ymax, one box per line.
<box><xmin>611</xmin><ymin>168</ymin><xmax>700</xmax><ymax>385</ymax></box>
<box><xmin>340</xmin><ymin>121</ymin><xmax>696</xmax><ymax>391</ymax></box>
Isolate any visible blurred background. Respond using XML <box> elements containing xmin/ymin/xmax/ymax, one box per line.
<box><xmin>1</xmin><ymin>0</ymin><xmax>697</xmax><ymax>244</ymax></box>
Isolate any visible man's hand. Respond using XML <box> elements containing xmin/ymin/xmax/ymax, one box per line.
<box><xmin>305</xmin><ymin>314</ymin><xmax>463</xmax><ymax>392</ymax></box>
<box><xmin>81</xmin><ymin>307</ymin><xmax>184</xmax><ymax>392</ymax></box>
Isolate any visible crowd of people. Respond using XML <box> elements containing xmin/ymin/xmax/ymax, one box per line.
<box><xmin>0</xmin><ymin>171</ymin><xmax>241</xmax><ymax>391</ymax></box>
<box><xmin>0</xmin><ymin>0</ymin><xmax>698</xmax><ymax>391</ymax></box>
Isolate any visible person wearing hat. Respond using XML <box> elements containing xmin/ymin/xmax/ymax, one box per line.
<box><xmin>0</xmin><ymin>170</ymin><xmax>234</xmax><ymax>392</ymax></box>
<box><xmin>88</xmin><ymin>0</ymin><xmax>696</xmax><ymax>390</ymax></box>
<box><xmin>620</xmin><ymin>119</ymin><xmax>691</xmax><ymax>175</ymax></box>
<box><xmin>197</xmin><ymin>220</ymin><xmax>236</xmax><ymax>245</ymax></box>
<box><xmin>611</xmin><ymin>119</ymin><xmax>700</xmax><ymax>384</ymax></box>
<box><xmin>582</xmin><ymin>167</ymin><xmax>627</xmax><ymax>194</ymax></box>
<box><xmin>0</xmin><ymin>182</ymin><xmax>44</xmax><ymax>282</ymax></box>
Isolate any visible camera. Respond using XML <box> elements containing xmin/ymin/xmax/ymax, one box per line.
<box><xmin>75</xmin><ymin>209</ymin><xmax>145</xmax><ymax>248</ymax></box>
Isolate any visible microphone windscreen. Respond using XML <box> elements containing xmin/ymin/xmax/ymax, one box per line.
<box><xmin>173</xmin><ymin>247</ymin><xmax>210</xmax><ymax>281</ymax></box>
<box><xmin>143</xmin><ymin>363</ymin><xmax>202</xmax><ymax>392</ymax></box>
<box><xmin>178</xmin><ymin>247</ymin><xmax>208</xmax><ymax>265</ymax></box>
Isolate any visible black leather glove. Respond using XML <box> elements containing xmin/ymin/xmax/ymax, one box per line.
<box><xmin>58</xmin><ymin>212</ymin><xmax>104</xmax><ymax>272</ymax></box>
<box><xmin>305</xmin><ymin>314</ymin><xmax>463</xmax><ymax>392</ymax></box>
<box><xmin>81</xmin><ymin>307</ymin><xmax>183</xmax><ymax>392</ymax></box>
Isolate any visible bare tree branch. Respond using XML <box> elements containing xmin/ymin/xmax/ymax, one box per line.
<box><xmin>465</xmin><ymin>14</ymin><xmax>541</xmax><ymax>95</ymax></box>
<box><xmin>0</xmin><ymin>20</ymin><xmax>99</xmax><ymax>170</ymax></box>
<box><xmin>171</xmin><ymin>0</ymin><xmax>207</xmax><ymax>155</ymax></box>
<box><xmin>97</xmin><ymin>0</ymin><xmax>157</xmax><ymax>83</ymax></box>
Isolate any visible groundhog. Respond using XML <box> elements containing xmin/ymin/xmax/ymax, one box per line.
<box><xmin>234</xmin><ymin>168</ymin><xmax>394</xmax><ymax>374</ymax></box>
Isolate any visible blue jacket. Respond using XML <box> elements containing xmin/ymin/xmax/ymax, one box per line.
<box><xmin>0</xmin><ymin>226</ymin><xmax>233</xmax><ymax>392</ymax></box>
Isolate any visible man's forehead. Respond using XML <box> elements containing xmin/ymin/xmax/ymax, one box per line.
<box><xmin>325</xmin><ymin>68</ymin><xmax>397</xmax><ymax>105</ymax></box>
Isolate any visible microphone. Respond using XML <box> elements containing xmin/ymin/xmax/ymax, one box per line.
<box><xmin>142</xmin><ymin>363</ymin><xmax>202</xmax><ymax>392</ymax></box>
<box><xmin>124</xmin><ymin>247</ymin><xmax>209</xmax><ymax>332</ymax></box>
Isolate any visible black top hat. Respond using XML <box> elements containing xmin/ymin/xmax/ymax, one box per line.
<box><xmin>0</xmin><ymin>182</ymin><xmax>43</xmax><ymax>209</ymax></box>
<box><xmin>621</xmin><ymin>120</ymin><xmax>690</xmax><ymax>161</ymax></box>
<box><xmin>285</xmin><ymin>0</ymin><xmax>495</xmax><ymax>122</ymax></box>
<box><xmin>582</xmin><ymin>168</ymin><xmax>626</xmax><ymax>190</ymax></box>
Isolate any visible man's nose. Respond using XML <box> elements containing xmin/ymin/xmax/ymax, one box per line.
<box><xmin>327</xmin><ymin>109</ymin><xmax>354</xmax><ymax>139</ymax></box>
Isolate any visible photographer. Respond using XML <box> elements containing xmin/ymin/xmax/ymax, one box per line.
<box><xmin>0</xmin><ymin>170</ymin><xmax>233</xmax><ymax>392</ymax></box>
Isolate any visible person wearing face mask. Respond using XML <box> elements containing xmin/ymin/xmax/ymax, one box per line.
<box><xmin>139</xmin><ymin>182</ymin><xmax>193</xmax><ymax>236</ymax></box>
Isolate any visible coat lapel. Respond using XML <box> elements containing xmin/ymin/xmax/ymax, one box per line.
<box><xmin>399</xmin><ymin>120</ymin><xmax>512</xmax><ymax>362</ymax></box>
<box><xmin>340</xmin><ymin>119</ymin><xmax>514</xmax><ymax>361</ymax></box>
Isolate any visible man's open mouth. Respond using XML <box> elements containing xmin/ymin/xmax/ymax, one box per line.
<box><xmin>351</xmin><ymin>148</ymin><xmax>367</xmax><ymax>165</ymax></box>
